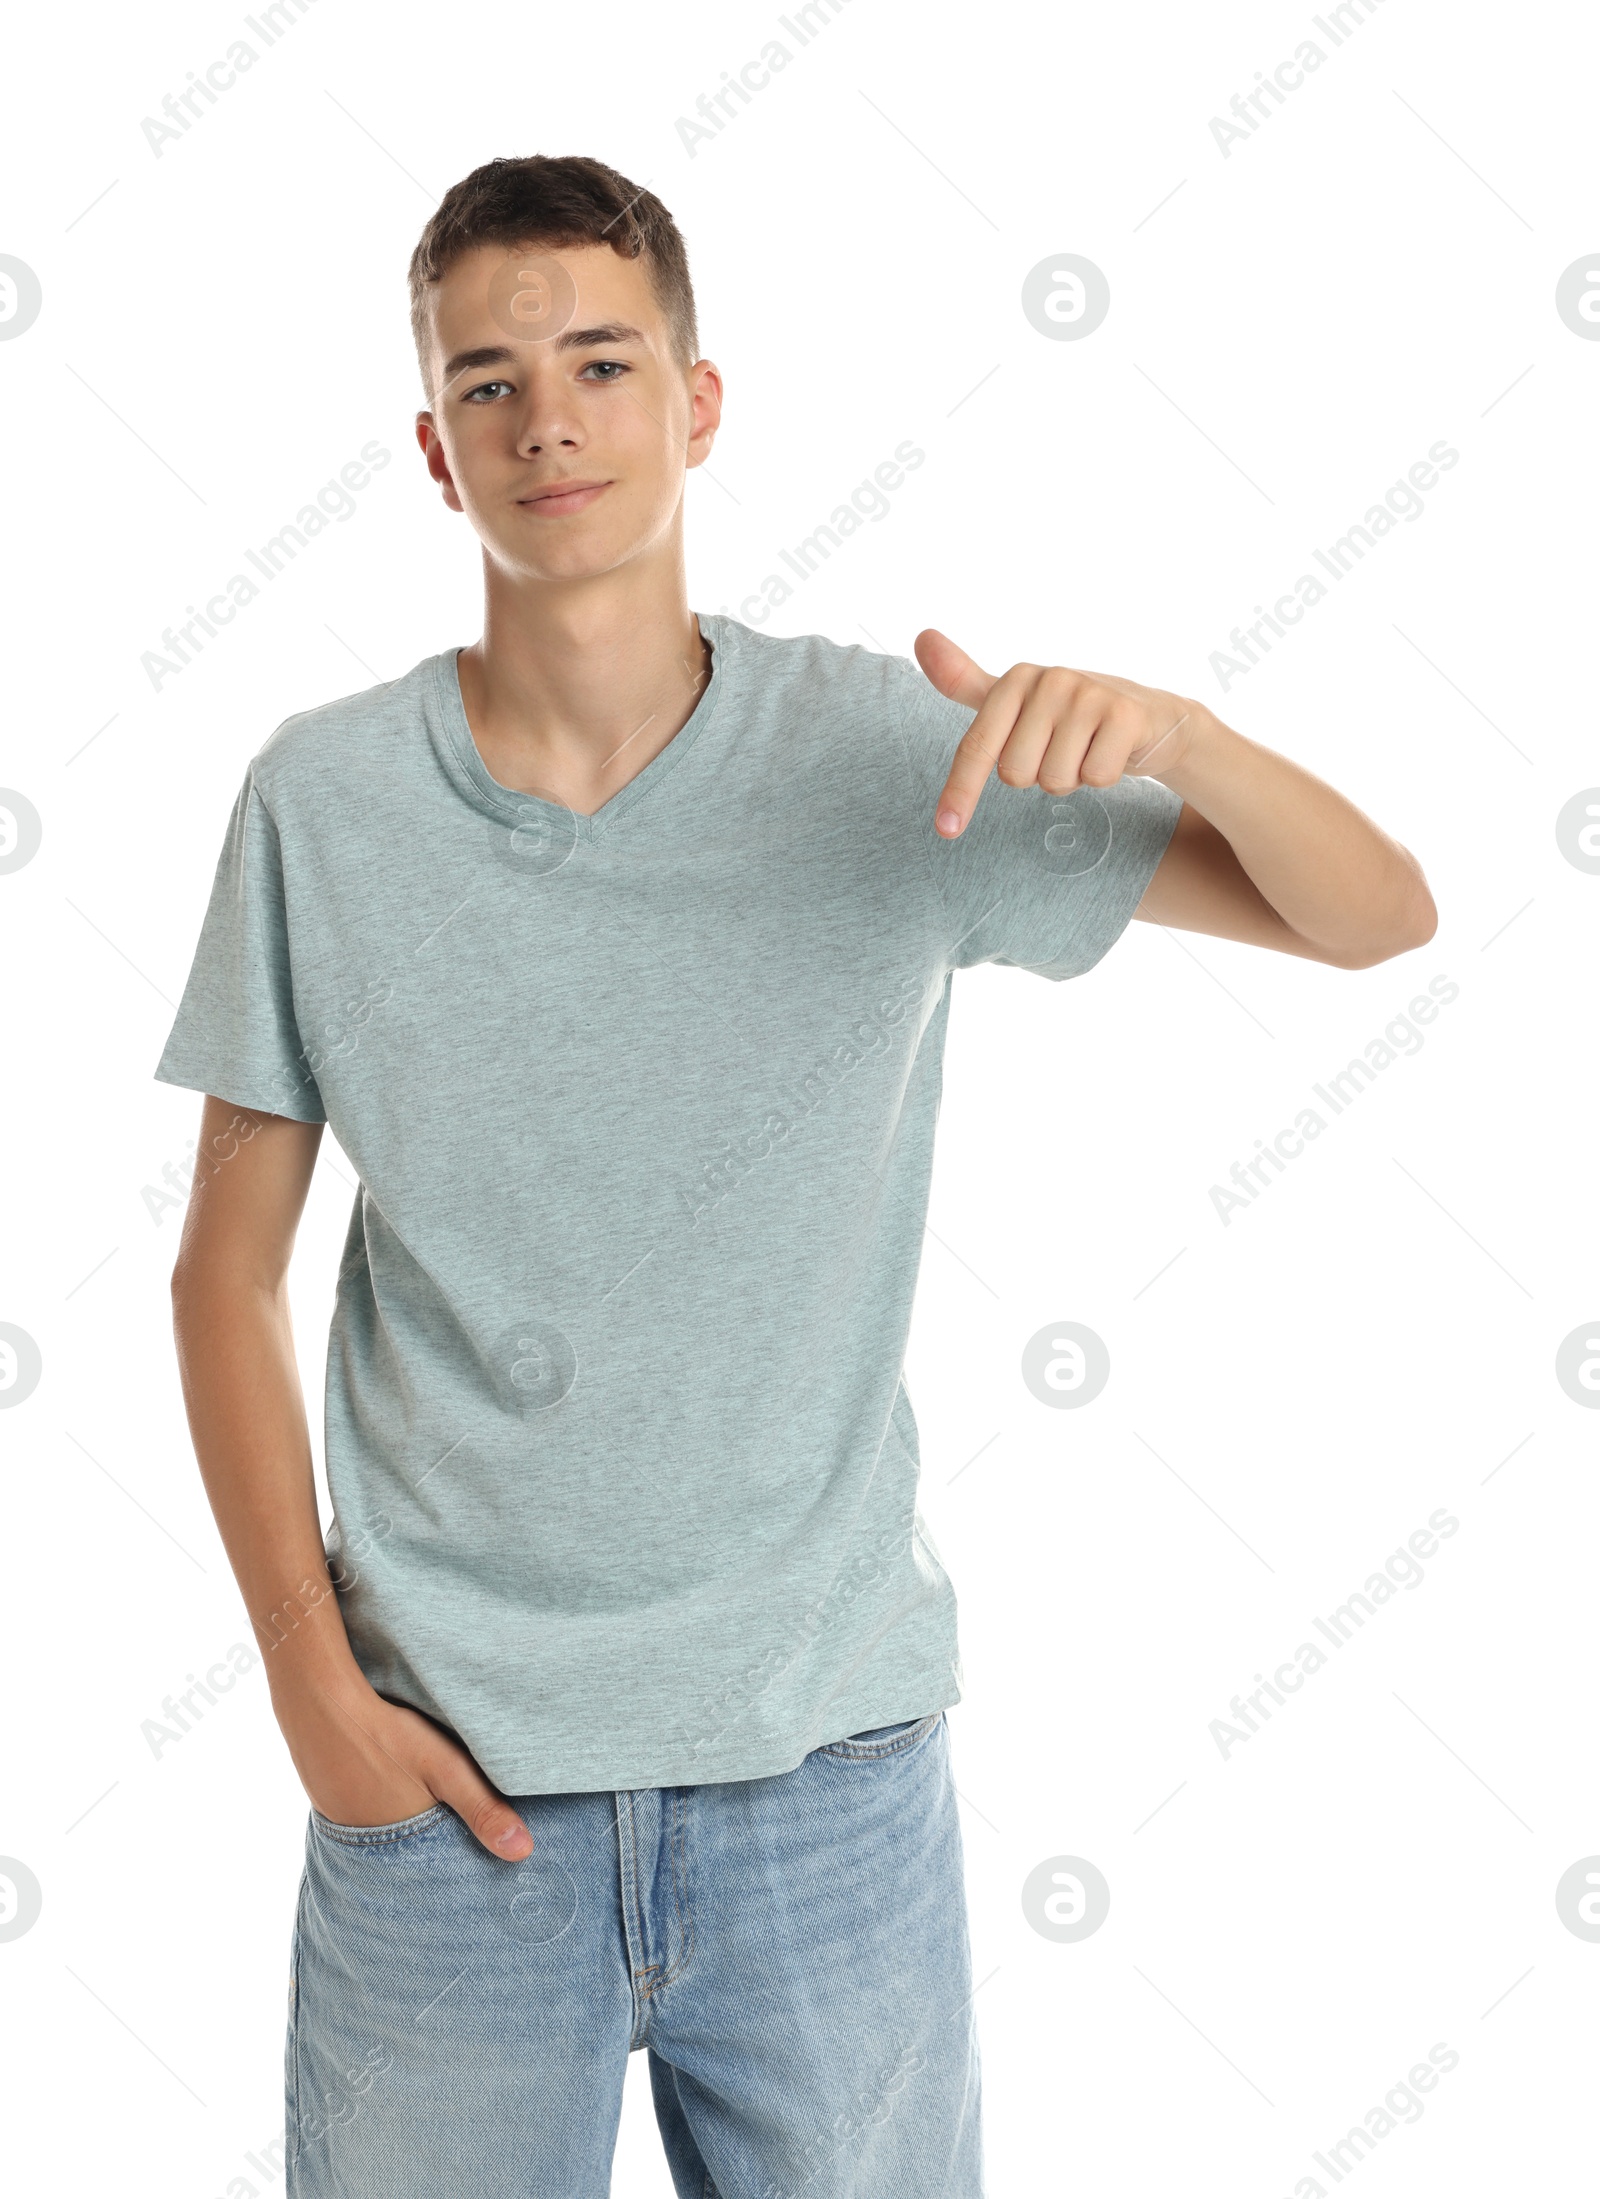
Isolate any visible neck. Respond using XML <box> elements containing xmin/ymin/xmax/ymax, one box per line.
<box><xmin>456</xmin><ymin>541</ymin><xmax>710</xmax><ymax>814</ymax></box>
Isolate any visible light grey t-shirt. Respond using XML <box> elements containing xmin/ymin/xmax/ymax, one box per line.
<box><xmin>155</xmin><ymin>615</ymin><xmax>1182</xmax><ymax>1793</ymax></box>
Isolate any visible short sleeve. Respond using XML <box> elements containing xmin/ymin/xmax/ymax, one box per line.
<box><xmin>153</xmin><ymin>768</ymin><xmax>327</xmax><ymax>1122</ymax></box>
<box><xmin>893</xmin><ymin>657</ymin><xmax>1185</xmax><ymax>979</ymax></box>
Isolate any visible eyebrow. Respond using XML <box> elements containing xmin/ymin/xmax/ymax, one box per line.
<box><xmin>440</xmin><ymin>323</ymin><xmax>649</xmax><ymax>382</ymax></box>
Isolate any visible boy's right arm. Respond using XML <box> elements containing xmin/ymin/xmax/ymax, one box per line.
<box><xmin>169</xmin><ymin>1096</ymin><xmax>533</xmax><ymax>1860</ymax></box>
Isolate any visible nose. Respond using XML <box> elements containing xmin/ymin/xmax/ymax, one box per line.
<box><xmin>515</xmin><ymin>368</ymin><xmax>586</xmax><ymax>459</ymax></box>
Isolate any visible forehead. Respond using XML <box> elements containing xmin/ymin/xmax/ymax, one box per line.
<box><xmin>426</xmin><ymin>240</ymin><xmax>663</xmax><ymax>358</ymax></box>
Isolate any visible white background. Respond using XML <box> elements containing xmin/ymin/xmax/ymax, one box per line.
<box><xmin>2</xmin><ymin>0</ymin><xmax>1596</xmax><ymax>2192</ymax></box>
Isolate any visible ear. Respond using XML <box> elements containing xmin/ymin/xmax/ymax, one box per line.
<box><xmin>415</xmin><ymin>415</ymin><xmax>463</xmax><ymax>514</ymax></box>
<box><xmin>684</xmin><ymin>359</ymin><xmax>724</xmax><ymax>472</ymax></box>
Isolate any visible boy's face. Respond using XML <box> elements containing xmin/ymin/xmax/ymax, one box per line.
<box><xmin>414</xmin><ymin>241</ymin><xmax>720</xmax><ymax>585</ymax></box>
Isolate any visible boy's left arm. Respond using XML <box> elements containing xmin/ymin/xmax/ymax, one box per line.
<box><xmin>919</xmin><ymin>630</ymin><xmax>1437</xmax><ymax>971</ymax></box>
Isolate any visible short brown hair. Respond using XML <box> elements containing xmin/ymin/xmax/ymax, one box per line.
<box><xmin>407</xmin><ymin>154</ymin><xmax>699</xmax><ymax>389</ymax></box>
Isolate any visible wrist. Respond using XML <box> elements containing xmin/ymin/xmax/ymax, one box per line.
<box><xmin>1149</xmin><ymin>699</ymin><xmax>1233</xmax><ymax>799</ymax></box>
<box><xmin>268</xmin><ymin>1663</ymin><xmax>378</xmax><ymax>1744</ymax></box>
<box><xmin>256</xmin><ymin>1590</ymin><xmax>370</xmax><ymax>1710</ymax></box>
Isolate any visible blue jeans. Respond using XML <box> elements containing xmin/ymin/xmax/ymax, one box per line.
<box><xmin>287</xmin><ymin>1710</ymin><xmax>982</xmax><ymax>2196</ymax></box>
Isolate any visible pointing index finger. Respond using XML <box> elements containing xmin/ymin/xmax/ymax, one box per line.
<box><xmin>934</xmin><ymin>671</ymin><xmax>1026</xmax><ymax>838</ymax></box>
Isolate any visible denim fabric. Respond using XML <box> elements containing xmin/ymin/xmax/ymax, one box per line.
<box><xmin>286</xmin><ymin>1711</ymin><xmax>982</xmax><ymax>2197</ymax></box>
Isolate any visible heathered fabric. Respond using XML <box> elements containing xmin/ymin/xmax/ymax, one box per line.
<box><xmin>155</xmin><ymin>615</ymin><xmax>1183</xmax><ymax>1792</ymax></box>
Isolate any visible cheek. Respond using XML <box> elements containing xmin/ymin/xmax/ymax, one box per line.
<box><xmin>612</xmin><ymin>389</ymin><xmax>688</xmax><ymax>469</ymax></box>
<box><xmin>441</xmin><ymin>421</ymin><xmax>505</xmax><ymax>500</ymax></box>
<box><xmin>607</xmin><ymin>409</ymin><xmax>693</xmax><ymax>520</ymax></box>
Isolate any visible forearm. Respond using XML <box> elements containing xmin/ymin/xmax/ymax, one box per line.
<box><xmin>170</xmin><ymin>1263</ymin><xmax>364</xmax><ymax>1712</ymax></box>
<box><xmin>163</xmin><ymin>1100</ymin><xmax>529</xmax><ymax>1852</ymax></box>
<box><xmin>1156</xmin><ymin>705</ymin><xmax>1436</xmax><ymax>965</ymax></box>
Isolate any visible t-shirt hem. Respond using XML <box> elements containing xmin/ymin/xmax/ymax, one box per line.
<box><xmin>1008</xmin><ymin>778</ymin><xmax>1186</xmax><ymax>982</ymax></box>
<box><xmin>152</xmin><ymin>1060</ymin><xmax>328</xmax><ymax>1125</ymax></box>
<box><xmin>466</xmin><ymin>1684</ymin><xmax>965</xmax><ymax>1796</ymax></box>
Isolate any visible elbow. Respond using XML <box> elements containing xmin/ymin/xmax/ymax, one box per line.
<box><xmin>1404</xmin><ymin>884</ymin><xmax>1440</xmax><ymax>954</ymax></box>
<box><xmin>1332</xmin><ymin>886</ymin><xmax>1438</xmax><ymax>970</ymax></box>
<box><xmin>169</xmin><ymin>1245</ymin><xmax>214</xmax><ymax>1321</ymax></box>
<box><xmin>1381</xmin><ymin>860</ymin><xmax>1440</xmax><ymax>962</ymax></box>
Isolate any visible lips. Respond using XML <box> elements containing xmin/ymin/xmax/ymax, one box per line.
<box><xmin>518</xmin><ymin>480</ymin><xmax>611</xmax><ymax>513</ymax></box>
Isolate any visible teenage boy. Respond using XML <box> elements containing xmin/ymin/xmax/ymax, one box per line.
<box><xmin>158</xmin><ymin>154</ymin><xmax>1436</xmax><ymax>2198</ymax></box>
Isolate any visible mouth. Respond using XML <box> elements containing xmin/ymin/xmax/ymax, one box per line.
<box><xmin>517</xmin><ymin>479</ymin><xmax>612</xmax><ymax>516</ymax></box>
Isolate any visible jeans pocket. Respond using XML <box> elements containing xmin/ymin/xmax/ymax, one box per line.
<box><xmin>818</xmin><ymin>1710</ymin><xmax>944</xmax><ymax>1762</ymax></box>
<box><xmin>309</xmin><ymin>1801</ymin><xmax>451</xmax><ymax>1847</ymax></box>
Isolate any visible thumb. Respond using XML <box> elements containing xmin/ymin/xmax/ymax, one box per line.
<box><xmin>430</xmin><ymin>1748</ymin><xmax>534</xmax><ymax>1862</ymax></box>
<box><xmin>913</xmin><ymin>628</ymin><xmax>997</xmax><ymax>709</ymax></box>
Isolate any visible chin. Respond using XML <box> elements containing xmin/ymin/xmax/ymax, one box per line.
<box><xmin>501</xmin><ymin>545</ymin><xmax>635</xmax><ymax>587</ymax></box>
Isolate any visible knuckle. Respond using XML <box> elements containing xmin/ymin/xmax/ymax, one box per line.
<box><xmin>467</xmin><ymin>1797</ymin><xmax>505</xmax><ymax>1844</ymax></box>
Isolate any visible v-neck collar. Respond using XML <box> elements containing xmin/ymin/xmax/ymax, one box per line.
<box><xmin>428</xmin><ymin>612</ymin><xmax>735</xmax><ymax>844</ymax></box>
